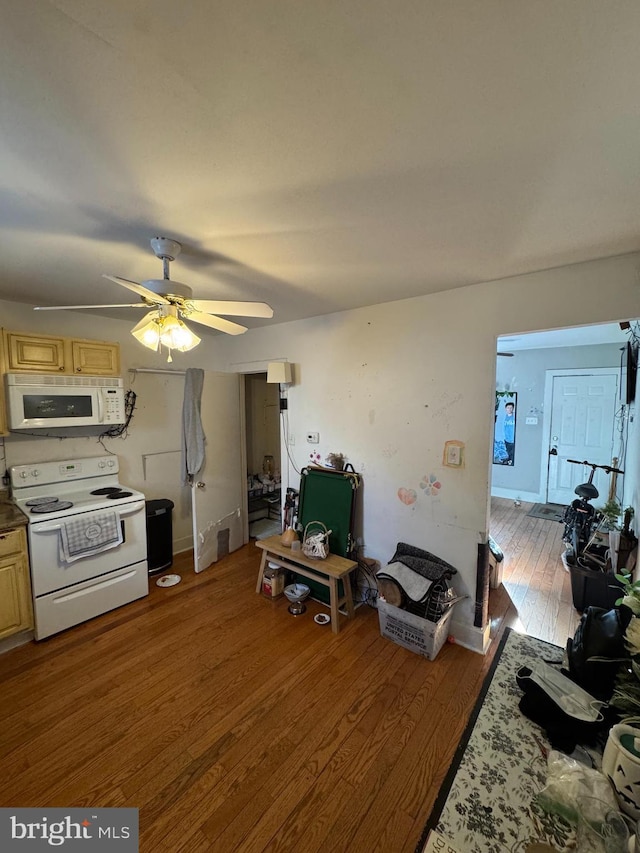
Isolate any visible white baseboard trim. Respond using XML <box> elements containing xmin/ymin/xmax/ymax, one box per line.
<box><xmin>174</xmin><ymin>537</ymin><xmax>193</xmax><ymax>555</ymax></box>
<box><xmin>491</xmin><ymin>487</ymin><xmax>541</xmax><ymax>503</ymax></box>
<box><xmin>449</xmin><ymin>619</ymin><xmax>491</xmax><ymax>655</ymax></box>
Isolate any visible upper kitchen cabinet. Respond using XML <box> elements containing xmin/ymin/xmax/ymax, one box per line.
<box><xmin>70</xmin><ymin>339</ymin><xmax>120</xmax><ymax>376</ymax></box>
<box><xmin>5</xmin><ymin>331</ymin><xmax>67</xmax><ymax>373</ymax></box>
<box><xmin>3</xmin><ymin>331</ymin><xmax>120</xmax><ymax>376</ymax></box>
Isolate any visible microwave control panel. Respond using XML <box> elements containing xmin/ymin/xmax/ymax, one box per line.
<box><xmin>102</xmin><ymin>388</ymin><xmax>125</xmax><ymax>423</ymax></box>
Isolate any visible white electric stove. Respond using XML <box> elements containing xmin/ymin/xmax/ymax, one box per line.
<box><xmin>10</xmin><ymin>455</ymin><xmax>149</xmax><ymax>639</ymax></box>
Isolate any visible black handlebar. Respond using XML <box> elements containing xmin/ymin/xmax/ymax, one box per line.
<box><xmin>567</xmin><ymin>459</ymin><xmax>624</xmax><ymax>475</ymax></box>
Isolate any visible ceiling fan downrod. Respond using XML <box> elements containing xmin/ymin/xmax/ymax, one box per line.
<box><xmin>150</xmin><ymin>237</ymin><xmax>182</xmax><ymax>281</ymax></box>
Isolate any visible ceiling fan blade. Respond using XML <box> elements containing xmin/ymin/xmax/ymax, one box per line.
<box><xmin>34</xmin><ymin>303</ymin><xmax>148</xmax><ymax>311</ymax></box>
<box><xmin>187</xmin><ymin>310</ymin><xmax>247</xmax><ymax>335</ymax></box>
<box><xmin>102</xmin><ymin>274</ymin><xmax>170</xmax><ymax>304</ymax></box>
<box><xmin>189</xmin><ymin>300</ymin><xmax>273</xmax><ymax>318</ymax></box>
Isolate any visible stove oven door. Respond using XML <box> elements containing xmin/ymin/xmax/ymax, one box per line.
<box><xmin>27</xmin><ymin>500</ymin><xmax>148</xmax><ymax>639</ymax></box>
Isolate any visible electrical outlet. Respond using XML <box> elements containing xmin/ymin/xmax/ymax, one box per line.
<box><xmin>526</xmin><ymin>417</ymin><xmax>538</xmax><ymax>425</ymax></box>
<box><xmin>306</xmin><ymin>432</ymin><xmax>319</xmax><ymax>443</ymax></box>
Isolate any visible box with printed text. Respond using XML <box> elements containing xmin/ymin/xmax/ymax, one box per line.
<box><xmin>377</xmin><ymin>599</ymin><xmax>453</xmax><ymax>660</ymax></box>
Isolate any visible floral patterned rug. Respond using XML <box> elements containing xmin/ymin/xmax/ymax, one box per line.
<box><xmin>417</xmin><ymin>629</ymin><xmax>574</xmax><ymax>853</ymax></box>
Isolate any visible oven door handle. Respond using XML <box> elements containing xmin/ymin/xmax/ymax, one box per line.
<box><xmin>31</xmin><ymin>500</ymin><xmax>146</xmax><ymax>533</ymax></box>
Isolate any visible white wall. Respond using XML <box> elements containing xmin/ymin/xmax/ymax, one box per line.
<box><xmin>215</xmin><ymin>252</ymin><xmax>640</xmax><ymax>653</ymax></box>
<box><xmin>0</xmin><ymin>301</ymin><xmax>225</xmax><ymax>553</ymax></box>
<box><xmin>3</xmin><ymin>251</ymin><xmax>639</xmax><ymax>652</ymax></box>
<box><xmin>493</xmin><ymin>343</ymin><xmax>623</xmax><ymax>500</ymax></box>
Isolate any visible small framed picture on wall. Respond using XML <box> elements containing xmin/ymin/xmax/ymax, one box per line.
<box><xmin>494</xmin><ymin>392</ymin><xmax>517</xmax><ymax>466</ymax></box>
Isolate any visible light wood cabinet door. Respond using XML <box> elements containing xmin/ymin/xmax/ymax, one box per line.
<box><xmin>5</xmin><ymin>332</ymin><xmax>67</xmax><ymax>373</ymax></box>
<box><xmin>71</xmin><ymin>340</ymin><xmax>120</xmax><ymax>375</ymax></box>
<box><xmin>0</xmin><ymin>375</ymin><xmax>7</xmax><ymax>437</ymax></box>
<box><xmin>0</xmin><ymin>528</ymin><xmax>33</xmax><ymax>639</ymax></box>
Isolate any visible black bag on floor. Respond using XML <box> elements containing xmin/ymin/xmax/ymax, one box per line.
<box><xmin>565</xmin><ymin>605</ymin><xmax>631</xmax><ymax>700</ymax></box>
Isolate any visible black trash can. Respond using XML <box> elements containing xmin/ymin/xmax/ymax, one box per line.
<box><xmin>145</xmin><ymin>498</ymin><xmax>175</xmax><ymax>574</ymax></box>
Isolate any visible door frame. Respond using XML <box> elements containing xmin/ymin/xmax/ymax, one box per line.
<box><xmin>235</xmin><ymin>360</ymin><xmax>287</xmax><ymax>544</ymax></box>
<box><xmin>539</xmin><ymin>367</ymin><xmax>619</xmax><ymax>504</ymax></box>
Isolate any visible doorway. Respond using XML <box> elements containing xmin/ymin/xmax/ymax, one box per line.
<box><xmin>489</xmin><ymin>320</ymin><xmax>632</xmax><ymax>645</ymax></box>
<box><xmin>244</xmin><ymin>373</ymin><xmax>282</xmax><ymax>539</ymax></box>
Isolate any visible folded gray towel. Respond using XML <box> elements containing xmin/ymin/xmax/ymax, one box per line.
<box><xmin>377</xmin><ymin>562</ymin><xmax>433</xmax><ymax>603</ymax></box>
<box><xmin>59</xmin><ymin>511</ymin><xmax>123</xmax><ymax>563</ymax></box>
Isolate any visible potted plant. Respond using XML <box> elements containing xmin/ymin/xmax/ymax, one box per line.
<box><xmin>326</xmin><ymin>452</ymin><xmax>346</xmax><ymax>471</ymax></box>
<box><xmin>601</xmin><ymin>498</ymin><xmax>622</xmax><ymax>530</ymax></box>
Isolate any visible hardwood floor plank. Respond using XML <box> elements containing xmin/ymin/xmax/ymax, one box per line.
<box><xmin>0</xmin><ymin>523</ymin><xmax>576</xmax><ymax>853</ymax></box>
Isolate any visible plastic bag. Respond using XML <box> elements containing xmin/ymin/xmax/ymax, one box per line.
<box><xmin>535</xmin><ymin>750</ymin><xmax>618</xmax><ymax>824</ymax></box>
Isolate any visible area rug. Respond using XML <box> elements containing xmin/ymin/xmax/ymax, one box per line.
<box><xmin>249</xmin><ymin>519</ymin><xmax>282</xmax><ymax>540</ymax></box>
<box><xmin>416</xmin><ymin>629</ymin><xmax>573</xmax><ymax>853</ymax></box>
<box><xmin>526</xmin><ymin>502</ymin><xmax>565</xmax><ymax>521</ymax></box>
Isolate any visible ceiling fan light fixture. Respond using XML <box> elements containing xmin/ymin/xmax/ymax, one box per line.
<box><xmin>159</xmin><ymin>314</ymin><xmax>200</xmax><ymax>352</ymax></box>
<box><xmin>130</xmin><ymin>306</ymin><xmax>200</xmax><ymax>359</ymax></box>
<box><xmin>131</xmin><ymin>313</ymin><xmax>162</xmax><ymax>351</ymax></box>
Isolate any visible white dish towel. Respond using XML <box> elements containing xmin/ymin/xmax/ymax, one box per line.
<box><xmin>59</xmin><ymin>511</ymin><xmax>123</xmax><ymax>563</ymax></box>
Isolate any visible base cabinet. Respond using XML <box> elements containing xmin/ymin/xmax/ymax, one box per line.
<box><xmin>0</xmin><ymin>528</ymin><xmax>33</xmax><ymax>639</ymax></box>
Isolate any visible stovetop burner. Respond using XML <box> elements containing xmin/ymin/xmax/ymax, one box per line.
<box><xmin>30</xmin><ymin>501</ymin><xmax>74</xmax><ymax>514</ymax></box>
<box><xmin>25</xmin><ymin>497</ymin><xmax>60</xmax><ymax>506</ymax></box>
<box><xmin>107</xmin><ymin>491</ymin><xmax>133</xmax><ymax>498</ymax></box>
<box><xmin>90</xmin><ymin>487</ymin><xmax>123</xmax><ymax>495</ymax></box>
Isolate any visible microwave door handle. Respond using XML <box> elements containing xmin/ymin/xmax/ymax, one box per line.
<box><xmin>97</xmin><ymin>388</ymin><xmax>105</xmax><ymax>422</ymax></box>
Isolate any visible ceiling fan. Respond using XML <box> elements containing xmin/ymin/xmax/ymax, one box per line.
<box><xmin>35</xmin><ymin>237</ymin><xmax>274</xmax><ymax>360</ymax></box>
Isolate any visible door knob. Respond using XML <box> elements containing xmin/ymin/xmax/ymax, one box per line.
<box><xmin>196</xmin><ymin>481</ymin><xmax>205</xmax><ymax>489</ymax></box>
<box><xmin>549</xmin><ymin>446</ymin><xmax>558</xmax><ymax>456</ymax></box>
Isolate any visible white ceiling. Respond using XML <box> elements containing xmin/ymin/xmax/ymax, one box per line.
<box><xmin>2</xmin><ymin>2</ymin><xmax>640</xmax><ymax>335</ymax></box>
<box><xmin>499</xmin><ymin>322</ymin><xmax>630</xmax><ymax>352</ymax></box>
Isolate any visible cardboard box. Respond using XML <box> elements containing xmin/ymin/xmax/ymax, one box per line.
<box><xmin>377</xmin><ymin>599</ymin><xmax>453</xmax><ymax>660</ymax></box>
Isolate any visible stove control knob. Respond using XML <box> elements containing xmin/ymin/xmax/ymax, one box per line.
<box><xmin>107</xmin><ymin>460</ymin><xmax>115</xmax><ymax>468</ymax></box>
<box><xmin>31</xmin><ymin>470</ymin><xmax>39</xmax><ymax>478</ymax></box>
<box><xmin>20</xmin><ymin>471</ymin><xmax>28</xmax><ymax>479</ymax></box>
<box><xmin>98</xmin><ymin>461</ymin><xmax>106</xmax><ymax>468</ymax></box>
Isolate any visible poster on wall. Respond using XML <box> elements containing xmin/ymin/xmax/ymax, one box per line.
<box><xmin>494</xmin><ymin>392</ymin><xmax>517</xmax><ymax>466</ymax></box>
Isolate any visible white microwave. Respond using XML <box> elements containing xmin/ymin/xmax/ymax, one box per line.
<box><xmin>5</xmin><ymin>373</ymin><xmax>126</xmax><ymax>430</ymax></box>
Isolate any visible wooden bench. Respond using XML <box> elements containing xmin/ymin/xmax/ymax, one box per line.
<box><xmin>255</xmin><ymin>534</ymin><xmax>358</xmax><ymax>633</ymax></box>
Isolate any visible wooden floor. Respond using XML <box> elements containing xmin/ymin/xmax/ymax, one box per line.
<box><xmin>490</xmin><ymin>497</ymin><xmax>580</xmax><ymax>648</ymax></box>
<box><xmin>0</xmin><ymin>509</ymin><xmax>574</xmax><ymax>852</ymax></box>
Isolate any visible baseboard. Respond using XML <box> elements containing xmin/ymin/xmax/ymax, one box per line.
<box><xmin>449</xmin><ymin>619</ymin><xmax>491</xmax><ymax>655</ymax></box>
<box><xmin>0</xmin><ymin>629</ymin><xmax>34</xmax><ymax>656</ymax></box>
<box><xmin>490</xmin><ymin>487</ymin><xmax>541</xmax><ymax>503</ymax></box>
<box><xmin>173</xmin><ymin>537</ymin><xmax>193</xmax><ymax>555</ymax></box>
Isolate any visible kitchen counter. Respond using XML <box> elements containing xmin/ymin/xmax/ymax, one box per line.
<box><xmin>0</xmin><ymin>501</ymin><xmax>28</xmax><ymax>531</ymax></box>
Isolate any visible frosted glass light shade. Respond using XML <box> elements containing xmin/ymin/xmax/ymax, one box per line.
<box><xmin>130</xmin><ymin>308</ymin><xmax>200</xmax><ymax>354</ymax></box>
<box><xmin>267</xmin><ymin>362</ymin><xmax>292</xmax><ymax>383</ymax></box>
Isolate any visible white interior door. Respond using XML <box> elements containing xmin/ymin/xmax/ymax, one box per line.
<box><xmin>546</xmin><ymin>370</ymin><xmax>619</xmax><ymax>505</ymax></box>
<box><xmin>191</xmin><ymin>371</ymin><xmax>245</xmax><ymax>573</ymax></box>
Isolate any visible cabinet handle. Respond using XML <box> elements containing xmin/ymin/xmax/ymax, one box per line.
<box><xmin>59</xmin><ymin>365</ymin><xmax>64</xmax><ymax>370</ymax></box>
